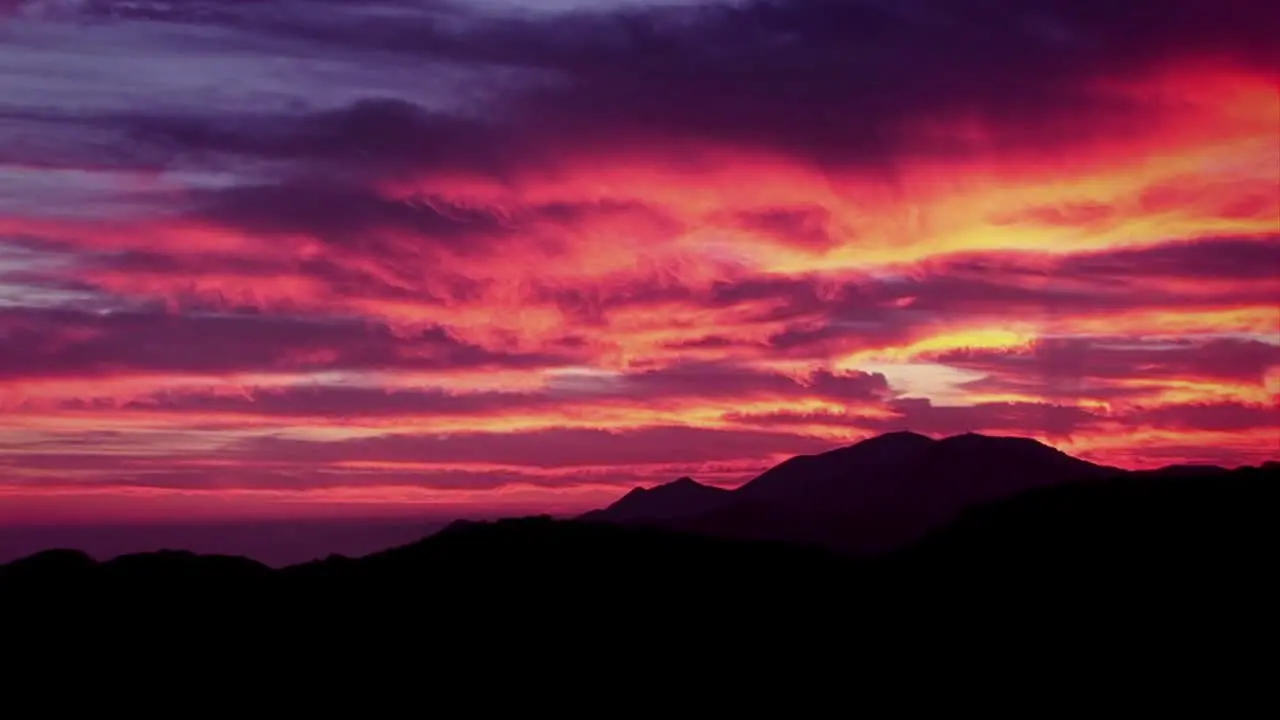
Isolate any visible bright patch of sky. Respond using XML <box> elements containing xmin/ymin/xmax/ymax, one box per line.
<box><xmin>544</xmin><ymin>367</ymin><xmax>625</xmax><ymax>394</ymax></box>
<box><xmin>855</xmin><ymin>361</ymin><xmax>985</xmax><ymax>404</ymax></box>
<box><xmin>0</xmin><ymin>282</ymin><xmax>100</xmax><ymax>309</ymax></box>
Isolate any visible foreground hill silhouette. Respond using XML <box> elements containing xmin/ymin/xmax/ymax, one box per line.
<box><xmin>3</xmin><ymin>464</ymin><xmax>1275</xmax><ymax>696</ymax></box>
<box><xmin>3</xmin><ymin>433</ymin><xmax>1276</xmax><ymax>687</ymax></box>
<box><xmin>5</xmin><ymin>464</ymin><xmax>1274</xmax><ymax>621</ymax></box>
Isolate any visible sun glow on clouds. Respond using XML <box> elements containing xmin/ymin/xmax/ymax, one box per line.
<box><xmin>0</xmin><ymin>0</ymin><xmax>1277</xmax><ymax>521</ymax></box>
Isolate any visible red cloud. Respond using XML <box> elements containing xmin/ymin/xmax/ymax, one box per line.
<box><xmin>1</xmin><ymin>0</ymin><xmax>1277</xmax><ymax>522</ymax></box>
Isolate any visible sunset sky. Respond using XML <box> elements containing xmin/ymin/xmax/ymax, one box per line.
<box><xmin>1</xmin><ymin>0</ymin><xmax>1277</xmax><ymax>526</ymax></box>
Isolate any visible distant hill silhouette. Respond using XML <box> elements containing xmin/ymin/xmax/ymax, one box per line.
<box><xmin>578</xmin><ymin>476</ymin><xmax>730</xmax><ymax>523</ymax></box>
<box><xmin>579</xmin><ymin>431</ymin><xmax>1124</xmax><ymax>553</ymax></box>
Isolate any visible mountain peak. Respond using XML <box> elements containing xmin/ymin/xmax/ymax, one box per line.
<box><xmin>834</xmin><ymin>429</ymin><xmax>937</xmax><ymax>460</ymax></box>
<box><xmin>938</xmin><ymin>432</ymin><xmax>1058</xmax><ymax>453</ymax></box>
<box><xmin>583</xmin><ymin>476</ymin><xmax>731</xmax><ymax>523</ymax></box>
<box><xmin>858</xmin><ymin>430</ymin><xmax>936</xmax><ymax>446</ymax></box>
<box><xmin>641</xmin><ymin>476</ymin><xmax>719</xmax><ymax>497</ymax></box>
<box><xmin>880</xmin><ymin>429</ymin><xmax>934</xmax><ymax>440</ymax></box>
<box><xmin>927</xmin><ymin>433</ymin><xmax>1114</xmax><ymax>481</ymax></box>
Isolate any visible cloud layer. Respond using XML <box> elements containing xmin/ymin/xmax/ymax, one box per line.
<box><xmin>1</xmin><ymin>0</ymin><xmax>1277</xmax><ymax>520</ymax></box>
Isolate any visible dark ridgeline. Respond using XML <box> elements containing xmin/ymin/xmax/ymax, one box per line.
<box><xmin>2</xmin><ymin>433</ymin><xmax>1275</xmax><ymax>675</ymax></box>
<box><xmin>584</xmin><ymin>431</ymin><xmax>1123</xmax><ymax>553</ymax></box>
<box><xmin>577</xmin><ymin>475</ymin><xmax>731</xmax><ymax>522</ymax></box>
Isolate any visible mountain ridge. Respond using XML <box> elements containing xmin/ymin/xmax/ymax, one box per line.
<box><xmin>4</xmin><ymin>462</ymin><xmax>1273</xmax><ymax>592</ymax></box>
<box><xmin>579</xmin><ymin>475</ymin><xmax>730</xmax><ymax>523</ymax></box>
<box><xmin>2</xmin><ymin>462</ymin><xmax>1272</xmax><ymax>690</ymax></box>
<box><xmin>579</xmin><ymin>431</ymin><xmax>1147</xmax><ymax>554</ymax></box>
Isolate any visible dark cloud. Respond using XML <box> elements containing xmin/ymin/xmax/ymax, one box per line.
<box><xmin>952</xmin><ymin>375</ymin><xmax>1155</xmax><ymax>403</ymax></box>
<box><xmin>1123</xmin><ymin>402</ymin><xmax>1278</xmax><ymax>433</ymax></box>
<box><xmin>0</xmin><ymin>306</ymin><xmax>567</xmax><ymax>378</ymax></box>
<box><xmin>662</xmin><ymin>335</ymin><xmax>755</xmax><ymax>351</ymax></box>
<box><xmin>733</xmin><ymin>206</ymin><xmax>835</xmax><ymax>248</ymax></box>
<box><xmin>126</xmin><ymin>99</ymin><xmax>527</xmax><ymax>182</ymax></box>
<box><xmin>727</xmin><ymin>398</ymin><xmax>1103</xmax><ymax>437</ymax></box>
<box><xmin>49</xmin><ymin>363</ymin><xmax>890</xmax><ymax>418</ymax></box>
<box><xmin>871</xmin><ymin>397</ymin><xmax>1100</xmax><ymax>437</ymax></box>
<box><xmin>728</xmin><ymin>396</ymin><xmax>1280</xmax><ymax>437</ymax></box>
<box><xmin>29</xmin><ymin>0</ymin><xmax>1274</xmax><ymax>180</ymax></box>
<box><xmin>184</xmin><ymin>180</ymin><xmax>682</xmax><ymax>261</ymax></box>
<box><xmin>928</xmin><ymin>236</ymin><xmax>1280</xmax><ymax>287</ymax></box>
<box><xmin>932</xmin><ymin>337</ymin><xmax>1280</xmax><ymax>386</ymax></box>
<box><xmin>189</xmin><ymin>180</ymin><xmax>517</xmax><ymax>254</ymax></box>
<box><xmin>485</xmin><ymin>0</ymin><xmax>1277</xmax><ymax>172</ymax></box>
<box><xmin>595</xmin><ymin>363</ymin><xmax>891</xmax><ymax>403</ymax></box>
<box><xmin>73</xmin><ymin>385</ymin><xmax>545</xmax><ymax>419</ymax></box>
<box><xmin>1054</xmin><ymin>237</ymin><xmax>1280</xmax><ymax>283</ymax></box>
<box><xmin>72</xmin><ymin>244</ymin><xmax>495</xmax><ymax>312</ymax></box>
<box><xmin>0</xmin><ymin>463</ymin><xmax>561</xmax><ymax>493</ymax></box>
<box><xmin>238</xmin><ymin>425</ymin><xmax>839</xmax><ymax>468</ymax></box>
<box><xmin>0</xmin><ymin>447</ymin><xmax>581</xmax><ymax>491</ymax></box>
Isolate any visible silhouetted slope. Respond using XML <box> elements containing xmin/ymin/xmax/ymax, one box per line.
<box><xmin>0</xmin><ymin>548</ymin><xmax>98</xmax><ymax>587</ymax></box>
<box><xmin>1</xmin><ymin>465</ymin><xmax>1275</xmax><ymax>680</ymax></box>
<box><xmin>105</xmin><ymin>550</ymin><xmax>271</xmax><ymax>583</ymax></box>
<box><xmin>608</xmin><ymin>432</ymin><xmax>1123</xmax><ymax>553</ymax></box>
<box><xmin>890</xmin><ymin>463</ymin><xmax>1276</xmax><ymax>664</ymax></box>
<box><xmin>3</xmin><ymin>517</ymin><xmax>862</xmax><ymax>624</ymax></box>
<box><xmin>735</xmin><ymin>429</ymin><xmax>940</xmax><ymax>503</ymax></box>
<box><xmin>3</xmin><ymin>548</ymin><xmax>97</xmax><ymax>573</ymax></box>
<box><xmin>737</xmin><ymin>431</ymin><xmax>1114</xmax><ymax>507</ymax></box>
<box><xmin>291</xmin><ymin>516</ymin><xmax>857</xmax><ymax>604</ymax></box>
<box><xmin>1</xmin><ymin>466</ymin><xmax>1270</xmax><ymax>703</ymax></box>
<box><xmin>1133</xmin><ymin>463</ymin><xmax>1232</xmax><ymax>478</ymax></box>
<box><xmin>578</xmin><ymin>476</ymin><xmax>731</xmax><ymax>523</ymax></box>
<box><xmin>0</xmin><ymin>548</ymin><xmax>272</xmax><ymax>594</ymax></box>
<box><xmin>905</xmin><ymin>463</ymin><xmax>1279</xmax><ymax>573</ymax></box>
<box><xmin>5</xmin><ymin>465</ymin><xmax>1271</xmax><ymax>592</ymax></box>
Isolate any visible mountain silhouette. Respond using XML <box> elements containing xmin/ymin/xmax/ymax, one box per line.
<box><xmin>579</xmin><ymin>476</ymin><xmax>731</xmax><ymax>523</ymax></box>
<box><xmin>908</xmin><ymin>462</ymin><xmax>1277</xmax><ymax>568</ymax></box>
<box><xmin>581</xmin><ymin>431</ymin><xmax>1122</xmax><ymax>553</ymax></box>
<box><xmin>895</xmin><ymin>462</ymin><xmax>1278</xmax><ymax>620</ymax></box>
<box><xmin>3</xmin><ymin>465</ymin><xmax>1273</xmax><ymax>661</ymax></box>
